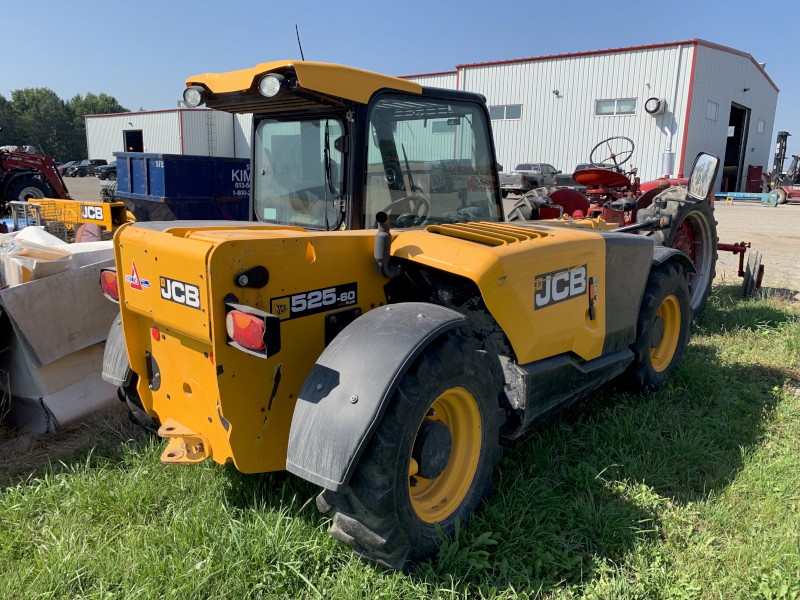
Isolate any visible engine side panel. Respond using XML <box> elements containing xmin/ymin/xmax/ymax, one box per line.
<box><xmin>391</xmin><ymin>222</ymin><xmax>652</xmax><ymax>365</ymax></box>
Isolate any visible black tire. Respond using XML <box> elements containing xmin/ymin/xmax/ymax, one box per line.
<box><xmin>501</xmin><ymin>190</ymin><xmax>509</xmax><ymax>198</ymax></box>
<box><xmin>741</xmin><ymin>249</ymin><xmax>763</xmax><ymax>298</ymax></box>
<box><xmin>77</xmin><ymin>169</ymin><xmax>86</xmax><ymax>177</ymax></box>
<box><xmin>107</xmin><ymin>171</ymin><xmax>117</xmax><ymax>181</ymax></box>
<box><xmin>507</xmin><ymin>195</ymin><xmax>534</xmax><ymax>221</ymax></box>
<box><xmin>649</xmin><ymin>199</ymin><xmax>717</xmax><ymax>316</ymax></box>
<box><xmin>317</xmin><ymin>332</ymin><xmax>504</xmax><ymax>570</ymax></box>
<box><xmin>8</xmin><ymin>177</ymin><xmax>49</xmax><ymax>201</ymax></box>
<box><xmin>620</xmin><ymin>262</ymin><xmax>691</xmax><ymax>393</ymax></box>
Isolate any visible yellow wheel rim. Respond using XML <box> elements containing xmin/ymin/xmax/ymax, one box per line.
<box><xmin>650</xmin><ymin>295</ymin><xmax>681</xmax><ymax>372</ymax></box>
<box><xmin>409</xmin><ymin>387</ymin><xmax>482</xmax><ymax>524</ymax></box>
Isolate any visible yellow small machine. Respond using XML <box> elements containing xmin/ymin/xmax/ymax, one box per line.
<box><xmin>13</xmin><ymin>198</ymin><xmax>130</xmax><ymax>239</ymax></box>
<box><xmin>101</xmin><ymin>60</ymin><xmax>718</xmax><ymax>569</ymax></box>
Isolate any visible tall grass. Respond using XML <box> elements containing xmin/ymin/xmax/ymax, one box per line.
<box><xmin>1</xmin><ymin>285</ymin><xmax>798</xmax><ymax>599</ymax></box>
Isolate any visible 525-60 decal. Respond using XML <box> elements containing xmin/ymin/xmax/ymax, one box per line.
<box><xmin>271</xmin><ymin>283</ymin><xmax>357</xmax><ymax>321</ymax></box>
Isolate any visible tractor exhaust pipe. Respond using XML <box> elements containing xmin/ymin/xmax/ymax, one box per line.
<box><xmin>374</xmin><ymin>212</ymin><xmax>401</xmax><ymax>279</ymax></box>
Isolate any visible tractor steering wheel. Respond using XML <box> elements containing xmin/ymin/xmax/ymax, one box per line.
<box><xmin>589</xmin><ymin>136</ymin><xmax>635</xmax><ymax>169</ymax></box>
<box><xmin>379</xmin><ymin>195</ymin><xmax>431</xmax><ymax>227</ymax></box>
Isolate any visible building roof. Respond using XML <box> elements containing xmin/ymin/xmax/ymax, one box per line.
<box><xmin>405</xmin><ymin>39</ymin><xmax>778</xmax><ymax>93</ymax></box>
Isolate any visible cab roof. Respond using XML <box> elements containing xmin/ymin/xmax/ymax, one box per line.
<box><xmin>186</xmin><ymin>60</ymin><xmax>422</xmax><ymax>113</ymax></box>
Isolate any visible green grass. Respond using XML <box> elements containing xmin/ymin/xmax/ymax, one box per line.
<box><xmin>1</xmin><ymin>285</ymin><xmax>798</xmax><ymax>599</ymax></box>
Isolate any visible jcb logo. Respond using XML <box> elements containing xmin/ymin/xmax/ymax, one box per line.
<box><xmin>81</xmin><ymin>205</ymin><xmax>104</xmax><ymax>221</ymax></box>
<box><xmin>160</xmin><ymin>277</ymin><xmax>201</xmax><ymax>310</ymax></box>
<box><xmin>534</xmin><ymin>265</ymin><xmax>587</xmax><ymax>309</ymax></box>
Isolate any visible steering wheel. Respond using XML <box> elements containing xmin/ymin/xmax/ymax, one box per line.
<box><xmin>379</xmin><ymin>195</ymin><xmax>431</xmax><ymax>226</ymax></box>
<box><xmin>589</xmin><ymin>136</ymin><xmax>635</xmax><ymax>168</ymax></box>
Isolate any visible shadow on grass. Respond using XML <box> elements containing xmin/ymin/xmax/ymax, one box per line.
<box><xmin>221</xmin><ymin>290</ymin><xmax>797</xmax><ymax>593</ymax></box>
<box><xmin>0</xmin><ymin>404</ymin><xmax>153</xmax><ymax>489</ymax></box>
<box><xmin>698</xmin><ymin>284</ymin><xmax>798</xmax><ymax>336</ymax></box>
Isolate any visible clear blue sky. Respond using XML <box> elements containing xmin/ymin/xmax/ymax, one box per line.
<box><xmin>2</xmin><ymin>0</ymin><xmax>798</xmax><ymax>160</ymax></box>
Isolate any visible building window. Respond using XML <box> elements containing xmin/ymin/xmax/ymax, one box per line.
<box><xmin>489</xmin><ymin>105</ymin><xmax>522</xmax><ymax>120</ymax></box>
<box><xmin>758</xmin><ymin>119</ymin><xmax>766</xmax><ymax>134</ymax></box>
<box><xmin>594</xmin><ymin>98</ymin><xmax>636</xmax><ymax>116</ymax></box>
<box><xmin>706</xmin><ymin>101</ymin><xmax>719</xmax><ymax>121</ymax></box>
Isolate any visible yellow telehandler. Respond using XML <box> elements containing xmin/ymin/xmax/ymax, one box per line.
<box><xmin>100</xmin><ymin>60</ymin><xmax>718</xmax><ymax>569</ymax></box>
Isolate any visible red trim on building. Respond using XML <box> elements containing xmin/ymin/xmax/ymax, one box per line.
<box><xmin>400</xmin><ymin>70</ymin><xmax>458</xmax><ymax>79</ymax></box>
<box><xmin>445</xmin><ymin>39</ymin><xmax>778</xmax><ymax>93</ymax></box>
<box><xmin>678</xmin><ymin>47</ymin><xmax>698</xmax><ymax>178</ymax></box>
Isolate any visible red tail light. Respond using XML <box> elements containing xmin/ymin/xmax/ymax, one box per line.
<box><xmin>226</xmin><ymin>310</ymin><xmax>266</xmax><ymax>351</ymax></box>
<box><xmin>100</xmin><ymin>269</ymin><xmax>119</xmax><ymax>302</ymax></box>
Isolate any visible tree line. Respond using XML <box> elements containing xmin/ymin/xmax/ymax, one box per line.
<box><xmin>0</xmin><ymin>88</ymin><xmax>128</xmax><ymax>162</ymax></box>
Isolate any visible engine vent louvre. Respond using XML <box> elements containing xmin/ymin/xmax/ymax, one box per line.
<box><xmin>425</xmin><ymin>222</ymin><xmax>549</xmax><ymax>246</ymax></box>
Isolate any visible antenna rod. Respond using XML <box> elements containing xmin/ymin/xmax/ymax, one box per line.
<box><xmin>295</xmin><ymin>25</ymin><xmax>305</xmax><ymax>61</ymax></box>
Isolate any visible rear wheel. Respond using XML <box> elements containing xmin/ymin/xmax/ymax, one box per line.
<box><xmin>620</xmin><ymin>262</ymin><xmax>691</xmax><ymax>393</ymax></box>
<box><xmin>649</xmin><ymin>199</ymin><xmax>717</xmax><ymax>315</ymax></box>
<box><xmin>317</xmin><ymin>332</ymin><xmax>504</xmax><ymax>570</ymax></box>
<box><xmin>108</xmin><ymin>171</ymin><xmax>117</xmax><ymax>181</ymax></box>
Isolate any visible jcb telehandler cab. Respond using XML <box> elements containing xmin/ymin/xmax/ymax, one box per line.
<box><xmin>102</xmin><ymin>60</ymin><xmax>718</xmax><ymax>569</ymax></box>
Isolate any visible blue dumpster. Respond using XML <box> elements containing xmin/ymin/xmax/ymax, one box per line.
<box><xmin>114</xmin><ymin>152</ymin><xmax>250</xmax><ymax>221</ymax></box>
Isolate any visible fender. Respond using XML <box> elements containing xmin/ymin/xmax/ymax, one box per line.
<box><xmin>101</xmin><ymin>314</ymin><xmax>133</xmax><ymax>387</ymax></box>
<box><xmin>286</xmin><ymin>302</ymin><xmax>466</xmax><ymax>491</ymax></box>
<box><xmin>652</xmin><ymin>246</ymin><xmax>696</xmax><ymax>273</ymax></box>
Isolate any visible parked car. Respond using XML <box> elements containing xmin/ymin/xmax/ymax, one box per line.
<box><xmin>67</xmin><ymin>159</ymin><xmax>107</xmax><ymax>177</ymax></box>
<box><xmin>498</xmin><ymin>163</ymin><xmax>560</xmax><ymax>197</ymax></box>
<box><xmin>95</xmin><ymin>160</ymin><xmax>117</xmax><ymax>181</ymax></box>
<box><xmin>57</xmin><ymin>160</ymin><xmax>80</xmax><ymax>175</ymax></box>
<box><xmin>554</xmin><ymin>163</ymin><xmax>593</xmax><ymax>193</ymax></box>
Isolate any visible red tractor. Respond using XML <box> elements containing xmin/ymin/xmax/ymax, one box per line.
<box><xmin>0</xmin><ymin>144</ymin><xmax>72</xmax><ymax>214</ymax></box>
<box><xmin>508</xmin><ymin>136</ymin><xmax>761</xmax><ymax>314</ymax></box>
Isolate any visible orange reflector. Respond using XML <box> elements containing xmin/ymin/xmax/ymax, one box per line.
<box><xmin>100</xmin><ymin>270</ymin><xmax>119</xmax><ymax>301</ymax></box>
<box><xmin>226</xmin><ymin>310</ymin><xmax>266</xmax><ymax>351</ymax></box>
<box><xmin>151</xmin><ymin>326</ymin><xmax>161</xmax><ymax>341</ymax></box>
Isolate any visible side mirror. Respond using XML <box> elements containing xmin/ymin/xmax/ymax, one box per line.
<box><xmin>688</xmin><ymin>152</ymin><xmax>720</xmax><ymax>200</ymax></box>
<box><xmin>556</xmin><ymin>170</ymin><xmax>562</xmax><ymax>174</ymax></box>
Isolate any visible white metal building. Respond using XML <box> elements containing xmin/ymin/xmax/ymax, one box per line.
<box><xmin>85</xmin><ymin>39</ymin><xmax>777</xmax><ymax>193</ymax></box>
<box><xmin>85</xmin><ymin>109</ymin><xmax>252</xmax><ymax>162</ymax></box>
<box><xmin>406</xmin><ymin>39</ymin><xmax>779</xmax><ymax>192</ymax></box>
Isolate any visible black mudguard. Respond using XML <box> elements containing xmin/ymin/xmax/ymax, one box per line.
<box><xmin>652</xmin><ymin>246</ymin><xmax>695</xmax><ymax>273</ymax></box>
<box><xmin>286</xmin><ymin>302</ymin><xmax>466</xmax><ymax>491</ymax></box>
<box><xmin>102</xmin><ymin>314</ymin><xmax>133</xmax><ymax>388</ymax></box>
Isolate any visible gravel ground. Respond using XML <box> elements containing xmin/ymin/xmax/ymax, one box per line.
<box><xmin>67</xmin><ymin>177</ymin><xmax>799</xmax><ymax>295</ymax></box>
<box><xmin>713</xmin><ymin>201</ymin><xmax>800</xmax><ymax>294</ymax></box>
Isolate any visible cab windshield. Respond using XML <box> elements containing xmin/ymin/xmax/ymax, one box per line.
<box><xmin>364</xmin><ymin>94</ymin><xmax>500</xmax><ymax>228</ymax></box>
<box><xmin>253</xmin><ymin>117</ymin><xmax>344</xmax><ymax>229</ymax></box>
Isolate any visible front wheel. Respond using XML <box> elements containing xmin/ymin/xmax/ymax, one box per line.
<box><xmin>317</xmin><ymin>332</ymin><xmax>504</xmax><ymax>570</ymax></box>
<box><xmin>774</xmin><ymin>188</ymin><xmax>787</xmax><ymax>205</ymax></box>
<box><xmin>619</xmin><ymin>262</ymin><xmax>691</xmax><ymax>393</ymax></box>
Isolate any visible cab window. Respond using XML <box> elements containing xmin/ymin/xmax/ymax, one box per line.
<box><xmin>364</xmin><ymin>95</ymin><xmax>500</xmax><ymax>228</ymax></box>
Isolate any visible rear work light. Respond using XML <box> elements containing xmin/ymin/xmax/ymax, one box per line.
<box><xmin>224</xmin><ymin>303</ymin><xmax>281</xmax><ymax>358</ymax></box>
<box><xmin>100</xmin><ymin>268</ymin><xmax>119</xmax><ymax>302</ymax></box>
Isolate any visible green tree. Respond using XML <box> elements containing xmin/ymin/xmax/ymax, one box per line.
<box><xmin>0</xmin><ymin>89</ymin><xmax>128</xmax><ymax>161</ymax></box>
<box><xmin>8</xmin><ymin>88</ymin><xmax>74</xmax><ymax>159</ymax></box>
